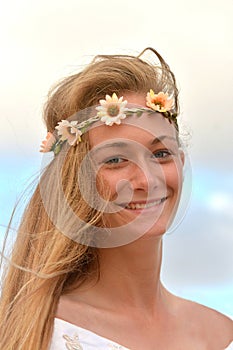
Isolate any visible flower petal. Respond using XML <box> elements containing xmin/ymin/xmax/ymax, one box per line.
<box><xmin>40</xmin><ymin>132</ymin><xmax>56</xmax><ymax>152</ymax></box>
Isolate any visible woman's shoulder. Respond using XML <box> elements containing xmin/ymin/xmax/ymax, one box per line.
<box><xmin>185</xmin><ymin>298</ymin><xmax>232</xmax><ymax>327</ymax></box>
<box><xmin>174</xmin><ymin>295</ymin><xmax>233</xmax><ymax>349</ymax></box>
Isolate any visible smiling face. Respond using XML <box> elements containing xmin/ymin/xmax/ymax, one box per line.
<box><xmin>88</xmin><ymin>94</ymin><xmax>184</xmax><ymax>240</ymax></box>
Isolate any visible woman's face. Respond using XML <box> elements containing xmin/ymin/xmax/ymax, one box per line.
<box><xmin>88</xmin><ymin>94</ymin><xmax>184</xmax><ymax>240</ymax></box>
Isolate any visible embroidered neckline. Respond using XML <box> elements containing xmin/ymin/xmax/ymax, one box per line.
<box><xmin>55</xmin><ymin>318</ymin><xmax>129</xmax><ymax>349</ymax></box>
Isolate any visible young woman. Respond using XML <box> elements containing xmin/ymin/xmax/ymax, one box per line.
<box><xmin>0</xmin><ymin>48</ymin><xmax>232</xmax><ymax>350</ymax></box>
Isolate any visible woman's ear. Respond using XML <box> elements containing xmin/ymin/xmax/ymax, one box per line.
<box><xmin>179</xmin><ymin>148</ymin><xmax>185</xmax><ymax>166</ymax></box>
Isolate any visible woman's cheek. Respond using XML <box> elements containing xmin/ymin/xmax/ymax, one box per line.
<box><xmin>163</xmin><ymin>161</ymin><xmax>182</xmax><ymax>190</ymax></box>
<box><xmin>95</xmin><ymin>168</ymin><xmax>119</xmax><ymax>201</ymax></box>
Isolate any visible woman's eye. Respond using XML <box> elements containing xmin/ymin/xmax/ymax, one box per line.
<box><xmin>105</xmin><ymin>157</ymin><xmax>125</xmax><ymax>165</ymax></box>
<box><xmin>152</xmin><ymin>150</ymin><xmax>172</xmax><ymax>159</ymax></box>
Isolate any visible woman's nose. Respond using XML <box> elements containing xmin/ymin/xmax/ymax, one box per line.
<box><xmin>129</xmin><ymin>161</ymin><xmax>164</xmax><ymax>192</ymax></box>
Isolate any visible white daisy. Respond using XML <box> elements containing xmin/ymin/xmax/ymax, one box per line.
<box><xmin>55</xmin><ymin>120</ymin><xmax>82</xmax><ymax>145</ymax></box>
<box><xmin>96</xmin><ymin>93</ymin><xmax>128</xmax><ymax>126</ymax></box>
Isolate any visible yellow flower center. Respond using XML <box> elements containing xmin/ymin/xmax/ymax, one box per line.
<box><xmin>107</xmin><ymin>104</ymin><xmax>120</xmax><ymax>117</ymax></box>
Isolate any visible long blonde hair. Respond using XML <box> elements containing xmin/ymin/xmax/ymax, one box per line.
<box><xmin>0</xmin><ymin>47</ymin><xmax>179</xmax><ymax>349</ymax></box>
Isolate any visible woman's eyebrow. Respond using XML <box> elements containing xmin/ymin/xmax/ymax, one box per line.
<box><xmin>92</xmin><ymin>142</ymin><xmax>129</xmax><ymax>154</ymax></box>
<box><xmin>92</xmin><ymin>136</ymin><xmax>177</xmax><ymax>154</ymax></box>
<box><xmin>151</xmin><ymin>135</ymin><xmax>177</xmax><ymax>144</ymax></box>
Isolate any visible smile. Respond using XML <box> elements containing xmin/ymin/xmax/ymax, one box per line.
<box><xmin>124</xmin><ymin>197</ymin><xmax>167</xmax><ymax>210</ymax></box>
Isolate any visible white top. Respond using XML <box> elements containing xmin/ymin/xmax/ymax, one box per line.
<box><xmin>50</xmin><ymin>317</ymin><xmax>233</xmax><ymax>350</ymax></box>
<box><xmin>50</xmin><ymin>318</ymin><xmax>129</xmax><ymax>349</ymax></box>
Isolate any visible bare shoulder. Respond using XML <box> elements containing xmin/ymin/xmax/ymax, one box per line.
<box><xmin>187</xmin><ymin>299</ymin><xmax>232</xmax><ymax>330</ymax></box>
<box><xmin>174</xmin><ymin>295</ymin><xmax>233</xmax><ymax>348</ymax></box>
<box><xmin>192</xmin><ymin>301</ymin><xmax>233</xmax><ymax>348</ymax></box>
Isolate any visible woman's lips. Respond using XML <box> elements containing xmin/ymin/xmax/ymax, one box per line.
<box><xmin>118</xmin><ymin>197</ymin><xmax>168</xmax><ymax>211</ymax></box>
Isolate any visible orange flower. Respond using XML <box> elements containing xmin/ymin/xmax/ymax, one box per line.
<box><xmin>40</xmin><ymin>132</ymin><xmax>56</xmax><ymax>153</ymax></box>
<box><xmin>146</xmin><ymin>90</ymin><xmax>173</xmax><ymax>113</ymax></box>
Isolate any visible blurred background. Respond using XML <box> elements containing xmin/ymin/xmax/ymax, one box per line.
<box><xmin>0</xmin><ymin>0</ymin><xmax>232</xmax><ymax>315</ymax></box>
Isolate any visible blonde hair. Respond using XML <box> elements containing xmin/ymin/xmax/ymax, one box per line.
<box><xmin>0</xmin><ymin>47</ymin><xmax>179</xmax><ymax>349</ymax></box>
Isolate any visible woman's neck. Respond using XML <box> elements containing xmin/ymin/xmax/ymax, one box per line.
<box><xmin>59</xmin><ymin>236</ymin><xmax>173</xmax><ymax>325</ymax></box>
<box><xmin>93</xmin><ymin>236</ymin><xmax>166</xmax><ymax>314</ymax></box>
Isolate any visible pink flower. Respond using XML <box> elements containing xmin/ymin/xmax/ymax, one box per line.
<box><xmin>40</xmin><ymin>132</ymin><xmax>56</xmax><ymax>153</ymax></box>
<box><xmin>146</xmin><ymin>90</ymin><xmax>173</xmax><ymax>113</ymax></box>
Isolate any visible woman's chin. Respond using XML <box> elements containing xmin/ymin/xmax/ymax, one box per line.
<box><xmin>102</xmin><ymin>207</ymin><xmax>176</xmax><ymax>242</ymax></box>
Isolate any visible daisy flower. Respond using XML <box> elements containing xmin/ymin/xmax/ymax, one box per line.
<box><xmin>146</xmin><ymin>89</ymin><xmax>173</xmax><ymax>113</ymax></box>
<box><xmin>96</xmin><ymin>93</ymin><xmax>128</xmax><ymax>126</ymax></box>
<box><xmin>55</xmin><ymin>120</ymin><xmax>82</xmax><ymax>145</ymax></box>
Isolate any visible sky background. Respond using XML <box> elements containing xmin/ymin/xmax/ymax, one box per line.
<box><xmin>0</xmin><ymin>0</ymin><xmax>232</xmax><ymax>315</ymax></box>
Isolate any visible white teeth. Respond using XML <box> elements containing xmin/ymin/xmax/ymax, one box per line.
<box><xmin>125</xmin><ymin>198</ymin><xmax>166</xmax><ymax>210</ymax></box>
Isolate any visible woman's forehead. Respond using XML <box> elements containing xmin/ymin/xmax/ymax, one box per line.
<box><xmin>88</xmin><ymin>112</ymin><xmax>177</xmax><ymax>148</ymax></box>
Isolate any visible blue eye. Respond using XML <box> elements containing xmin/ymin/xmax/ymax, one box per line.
<box><xmin>152</xmin><ymin>150</ymin><xmax>172</xmax><ymax>159</ymax></box>
<box><xmin>105</xmin><ymin>157</ymin><xmax>124</xmax><ymax>164</ymax></box>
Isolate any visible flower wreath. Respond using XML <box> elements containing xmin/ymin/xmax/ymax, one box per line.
<box><xmin>40</xmin><ymin>90</ymin><xmax>178</xmax><ymax>155</ymax></box>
